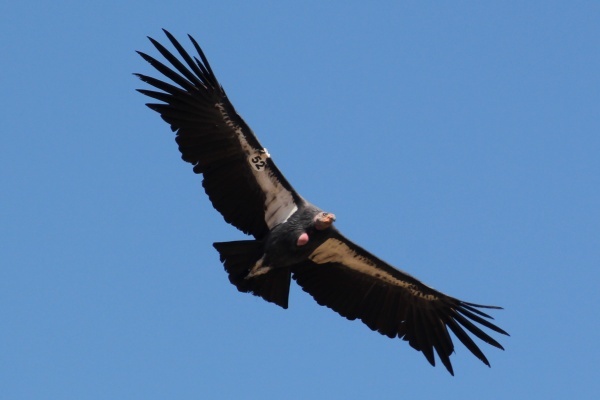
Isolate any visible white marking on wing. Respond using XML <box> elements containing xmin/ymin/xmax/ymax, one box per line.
<box><xmin>309</xmin><ymin>238</ymin><xmax>438</xmax><ymax>301</ymax></box>
<box><xmin>216</xmin><ymin>103</ymin><xmax>298</xmax><ymax>228</ymax></box>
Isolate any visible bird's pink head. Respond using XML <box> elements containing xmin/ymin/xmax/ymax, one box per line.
<box><xmin>314</xmin><ymin>211</ymin><xmax>336</xmax><ymax>230</ymax></box>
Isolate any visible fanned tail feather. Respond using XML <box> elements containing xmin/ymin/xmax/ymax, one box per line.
<box><xmin>213</xmin><ymin>240</ymin><xmax>291</xmax><ymax>309</ymax></box>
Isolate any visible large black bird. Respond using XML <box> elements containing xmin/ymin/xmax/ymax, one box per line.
<box><xmin>135</xmin><ymin>30</ymin><xmax>508</xmax><ymax>375</ymax></box>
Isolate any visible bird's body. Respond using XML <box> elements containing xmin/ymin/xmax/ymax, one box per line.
<box><xmin>136</xmin><ymin>30</ymin><xmax>508</xmax><ymax>375</ymax></box>
<box><xmin>260</xmin><ymin>206</ymin><xmax>329</xmax><ymax>269</ymax></box>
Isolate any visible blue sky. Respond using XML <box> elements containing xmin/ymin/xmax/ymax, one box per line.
<box><xmin>2</xmin><ymin>1</ymin><xmax>599</xmax><ymax>398</ymax></box>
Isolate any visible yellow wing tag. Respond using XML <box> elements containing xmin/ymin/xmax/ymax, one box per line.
<box><xmin>248</xmin><ymin>148</ymin><xmax>271</xmax><ymax>171</ymax></box>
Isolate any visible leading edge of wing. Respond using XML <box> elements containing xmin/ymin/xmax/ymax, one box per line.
<box><xmin>135</xmin><ymin>30</ymin><xmax>303</xmax><ymax>238</ymax></box>
<box><xmin>292</xmin><ymin>230</ymin><xmax>508</xmax><ymax>375</ymax></box>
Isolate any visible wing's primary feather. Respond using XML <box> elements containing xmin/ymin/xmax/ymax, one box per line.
<box><xmin>135</xmin><ymin>30</ymin><xmax>302</xmax><ymax>238</ymax></box>
<box><xmin>292</xmin><ymin>229</ymin><xmax>508</xmax><ymax>375</ymax></box>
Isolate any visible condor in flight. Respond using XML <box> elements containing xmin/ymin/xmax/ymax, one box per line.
<box><xmin>135</xmin><ymin>30</ymin><xmax>508</xmax><ymax>375</ymax></box>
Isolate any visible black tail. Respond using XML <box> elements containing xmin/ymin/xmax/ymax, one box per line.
<box><xmin>213</xmin><ymin>240</ymin><xmax>291</xmax><ymax>309</ymax></box>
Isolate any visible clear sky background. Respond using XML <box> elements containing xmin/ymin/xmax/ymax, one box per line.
<box><xmin>2</xmin><ymin>1</ymin><xmax>599</xmax><ymax>399</ymax></box>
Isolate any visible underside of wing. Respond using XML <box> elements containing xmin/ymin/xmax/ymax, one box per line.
<box><xmin>135</xmin><ymin>30</ymin><xmax>302</xmax><ymax>238</ymax></box>
<box><xmin>292</xmin><ymin>230</ymin><xmax>508</xmax><ymax>375</ymax></box>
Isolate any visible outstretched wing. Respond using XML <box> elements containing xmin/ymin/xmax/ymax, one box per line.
<box><xmin>135</xmin><ymin>30</ymin><xmax>303</xmax><ymax>239</ymax></box>
<box><xmin>292</xmin><ymin>230</ymin><xmax>508</xmax><ymax>375</ymax></box>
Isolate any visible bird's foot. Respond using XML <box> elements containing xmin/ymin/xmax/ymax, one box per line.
<box><xmin>246</xmin><ymin>258</ymin><xmax>271</xmax><ymax>278</ymax></box>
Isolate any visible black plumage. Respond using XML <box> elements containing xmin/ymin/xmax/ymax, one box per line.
<box><xmin>135</xmin><ymin>30</ymin><xmax>508</xmax><ymax>375</ymax></box>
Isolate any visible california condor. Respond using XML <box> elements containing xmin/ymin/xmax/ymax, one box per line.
<box><xmin>135</xmin><ymin>30</ymin><xmax>508</xmax><ymax>375</ymax></box>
